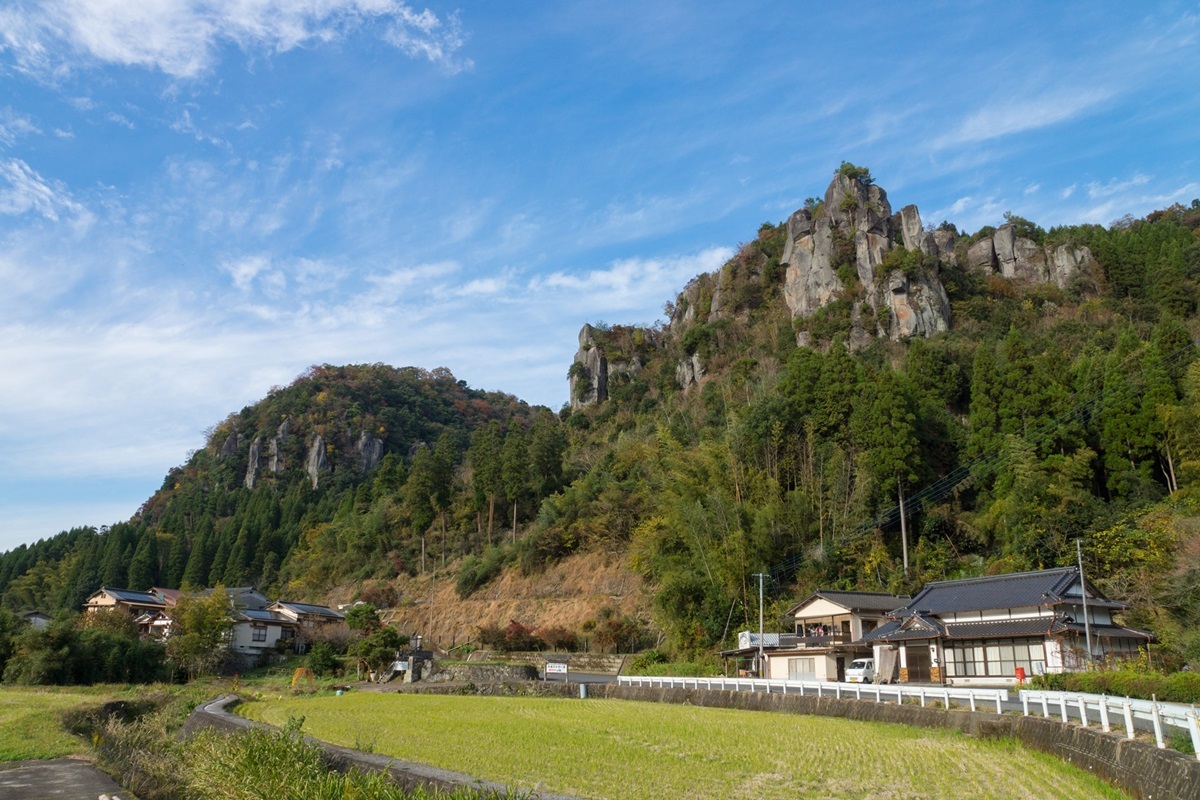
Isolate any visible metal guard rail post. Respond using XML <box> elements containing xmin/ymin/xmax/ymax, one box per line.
<box><xmin>617</xmin><ymin>676</ymin><xmax>1008</xmax><ymax>714</ymax></box>
<box><xmin>1018</xmin><ymin>689</ymin><xmax>1200</xmax><ymax>761</ymax></box>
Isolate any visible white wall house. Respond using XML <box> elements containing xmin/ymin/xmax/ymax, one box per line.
<box><xmin>229</xmin><ymin>608</ymin><xmax>297</xmax><ymax>654</ymax></box>
<box><xmin>863</xmin><ymin>567</ymin><xmax>1152</xmax><ymax>686</ymax></box>
<box><xmin>764</xmin><ymin>590</ymin><xmax>909</xmax><ymax>683</ymax></box>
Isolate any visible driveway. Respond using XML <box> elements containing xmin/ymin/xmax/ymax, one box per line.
<box><xmin>0</xmin><ymin>758</ymin><xmax>129</xmax><ymax>800</ymax></box>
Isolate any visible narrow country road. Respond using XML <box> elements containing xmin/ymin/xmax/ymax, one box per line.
<box><xmin>0</xmin><ymin>758</ymin><xmax>129</xmax><ymax>800</ymax></box>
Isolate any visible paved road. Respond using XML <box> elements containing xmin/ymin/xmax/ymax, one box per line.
<box><xmin>0</xmin><ymin>758</ymin><xmax>128</xmax><ymax>800</ymax></box>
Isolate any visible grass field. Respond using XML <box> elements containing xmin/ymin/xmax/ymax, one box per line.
<box><xmin>0</xmin><ymin>686</ymin><xmax>124</xmax><ymax>761</ymax></box>
<box><xmin>238</xmin><ymin>693</ymin><xmax>1129</xmax><ymax>800</ymax></box>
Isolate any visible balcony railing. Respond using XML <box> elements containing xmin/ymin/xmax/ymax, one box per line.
<box><xmin>793</xmin><ymin>632</ymin><xmax>851</xmax><ymax>647</ymax></box>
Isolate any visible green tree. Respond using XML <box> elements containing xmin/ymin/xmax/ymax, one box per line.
<box><xmin>851</xmin><ymin>371</ymin><xmax>922</xmax><ymax>577</ymax></box>
<box><xmin>502</xmin><ymin>428</ymin><xmax>530</xmax><ymax>543</ymax></box>
<box><xmin>166</xmin><ymin>590</ymin><xmax>233</xmax><ymax>680</ymax></box>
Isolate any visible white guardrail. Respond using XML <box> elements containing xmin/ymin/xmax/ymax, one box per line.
<box><xmin>1019</xmin><ymin>689</ymin><xmax>1200</xmax><ymax>757</ymax></box>
<box><xmin>617</xmin><ymin>675</ymin><xmax>1009</xmax><ymax>714</ymax></box>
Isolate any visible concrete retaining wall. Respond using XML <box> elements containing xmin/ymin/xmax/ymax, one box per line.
<box><xmin>468</xmin><ymin>650</ymin><xmax>625</xmax><ymax>674</ymax></box>
<box><xmin>424</xmin><ymin>662</ymin><xmax>538</xmax><ymax>683</ymax></box>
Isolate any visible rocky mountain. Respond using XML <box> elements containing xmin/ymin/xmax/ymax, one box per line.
<box><xmin>569</xmin><ymin>168</ymin><xmax>1099</xmax><ymax>409</ymax></box>
<box><xmin>2</xmin><ymin>165</ymin><xmax>1198</xmax><ymax>667</ymax></box>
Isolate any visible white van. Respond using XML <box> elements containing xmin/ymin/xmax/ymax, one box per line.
<box><xmin>846</xmin><ymin>657</ymin><xmax>875</xmax><ymax>684</ymax></box>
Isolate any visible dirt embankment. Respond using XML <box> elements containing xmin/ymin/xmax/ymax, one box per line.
<box><xmin>330</xmin><ymin>551</ymin><xmax>652</xmax><ymax>651</ymax></box>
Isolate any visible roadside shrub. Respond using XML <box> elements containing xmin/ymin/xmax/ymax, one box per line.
<box><xmin>537</xmin><ymin>626</ymin><xmax>579</xmax><ymax>652</ymax></box>
<box><xmin>1034</xmin><ymin>669</ymin><xmax>1200</xmax><ymax>703</ymax></box>
<box><xmin>307</xmin><ymin>642</ymin><xmax>342</xmax><ymax>677</ymax></box>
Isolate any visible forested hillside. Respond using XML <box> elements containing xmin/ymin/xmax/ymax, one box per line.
<box><xmin>3</xmin><ymin>167</ymin><xmax>1199</xmax><ymax>665</ymax></box>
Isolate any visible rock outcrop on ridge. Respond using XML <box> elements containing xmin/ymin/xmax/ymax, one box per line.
<box><xmin>967</xmin><ymin>224</ymin><xmax>1098</xmax><ymax>289</ymax></box>
<box><xmin>780</xmin><ymin>173</ymin><xmax>951</xmax><ymax>346</ymax></box>
<box><xmin>567</xmin><ymin>167</ymin><xmax>1099</xmax><ymax>407</ymax></box>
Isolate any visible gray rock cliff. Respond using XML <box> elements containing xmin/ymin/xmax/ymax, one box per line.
<box><xmin>781</xmin><ymin>174</ymin><xmax>951</xmax><ymax>344</ymax></box>
<box><xmin>306</xmin><ymin>435</ymin><xmax>330</xmax><ymax>489</ymax></box>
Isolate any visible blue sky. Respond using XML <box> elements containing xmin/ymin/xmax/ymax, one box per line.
<box><xmin>1</xmin><ymin>1</ymin><xmax>1198</xmax><ymax>553</ymax></box>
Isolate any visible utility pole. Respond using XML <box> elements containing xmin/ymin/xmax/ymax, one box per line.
<box><xmin>1076</xmin><ymin>539</ymin><xmax>1093</xmax><ymax>665</ymax></box>
<box><xmin>752</xmin><ymin>573</ymin><xmax>768</xmax><ymax>678</ymax></box>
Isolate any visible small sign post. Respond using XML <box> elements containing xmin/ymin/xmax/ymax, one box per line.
<box><xmin>545</xmin><ymin>660</ymin><xmax>569</xmax><ymax>682</ymax></box>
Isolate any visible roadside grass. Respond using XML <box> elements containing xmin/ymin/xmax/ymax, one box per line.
<box><xmin>238</xmin><ymin>693</ymin><xmax>1130</xmax><ymax>800</ymax></box>
<box><xmin>0</xmin><ymin>686</ymin><xmax>132</xmax><ymax>761</ymax></box>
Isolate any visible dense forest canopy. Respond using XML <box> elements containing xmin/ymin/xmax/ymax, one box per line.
<box><xmin>2</xmin><ymin>183</ymin><xmax>1199</xmax><ymax>668</ymax></box>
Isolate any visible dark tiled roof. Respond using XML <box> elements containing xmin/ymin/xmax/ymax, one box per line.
<box><xmin>99</xmin><ymin>588</ymin><xmax>166</xmax><ymax>606</ymax></box>
<box><xmin>1060</xmin><ymin>622</ymin><xmax>1154</xmax><ymax>641</ymax></box>
<box><xmin>238</xmin><ymin>608</ymin><xmax>293</xmax><ymax>623</ymax></box>
<box><xmin>787</xmin><ymin>590</ymin><xmax>910</xmax><ymax>616</ymax></box>
<box><xmin>893</xmin><ymin>567</ymin><xmax>1112</xmax><ymax>616</ymax></box>
<box><xmin>861</xmin><ymin>620</ymin><xmax>934</xmax><ymax>642</ymax></box>
<box><xmin>943</xmin><ymin>617</ymin><xmax>1058</xmax><ymax>639</ymax></box>
<box><xmin>275</xmin><ymin>601</ymin><xmax>344</xmax><ymax>619</ymax></box>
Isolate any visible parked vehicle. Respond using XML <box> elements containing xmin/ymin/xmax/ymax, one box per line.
<box><xmin>846</xmin><ymin>657</ymin><xmax>875</xmax><ymax>683</ymax></box>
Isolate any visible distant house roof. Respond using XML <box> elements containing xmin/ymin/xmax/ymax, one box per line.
<box><xmin>889</xmin><ymin>567</ymin><xmax>1122</xmax><ymax>617</ymax></box>
<box><xmin>200</xmin><ymin>586</ymin><xmax>272</xmax><ymax>610</ymax></box>
<box><xmin>16</xmin><ymin>610</ymin><xmax>51</xmax><ymax>627</ymax></box>
<box><xmin>150</xmin><ymin>587</ymin><xmax>181</xmax><ymax>606</ymax></box>
<box><xmin>270</xmin><ymin>601</ymin><xmax>345</xmax><ymax>620</ymax></box>
<box><xmin>236</xmin><ymin>608</ymin><xmax>296</xmax><ymax>625</ymax></box>
<box><xmin>86</xmin><ymin>587</ymin><xmax>167</xmax><ymax>609</ymax></box>
<box><xmin>786</xmin><ymin>590</ymin><xmax>910</xmax><ymax>617</ymax></box>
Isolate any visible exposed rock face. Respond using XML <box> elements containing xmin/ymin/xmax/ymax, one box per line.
<box><xmin>306</xmin><ymin>435</ymin><xmax>330</xmax><ymax>489</ymax></box>
<box><xmin>570</xmin><ymin>324</ymin><xmax>608</xmax><ymax>410</ymax></box>
<box><xmin>244</xmin><ymin>436</ymin><xmax>263</xmax><ymax>489</ymax></box>
<box><xmin>269</xmin><ymin>419</ymin><xmax>290</xmax><ymax>474</ymax></box>
<box><xmin>219</xmin><ymin>433</ymin><xmax>240</xmax><ymax>460</ymax></box>
<box><xmin>967</xmin><ymin>223</ymin><xmax>1097</xmax><ymax>289</ymax></box>
<box><xmin>675</xmin><ymin>353</ymin><xmax>705</xmax><ymax>389</ymax></box>
<box><xmin>357</xmin><ymin>431</ymin><xmax>384</xmax><ymax>472</ymax></box>
<box><xmin>781</xmin><ymin>174</ymin><xmax>951</xmax><ymax>344</ymax></box>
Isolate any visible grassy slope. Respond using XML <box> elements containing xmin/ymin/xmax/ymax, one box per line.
<box><xmin>238</xmin><ymin>694</ymin><xmax>1127</xmax><ymax>800</ymax></box>
<box><xmin>0</xmin><ymin>687</ymin><xmax>121</xmax><ymax>761</ymax></box>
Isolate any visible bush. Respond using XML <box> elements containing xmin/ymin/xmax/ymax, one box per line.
<box><xmin>306</xmin><ymin>642</ymin><xmax>341</xmax><ymax>677</ymax></box>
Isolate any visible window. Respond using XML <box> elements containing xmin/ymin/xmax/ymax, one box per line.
<box><xmin>251</xmin><ymin>626</ymin><xmax>268</xmax><ymax>642</ymax></box>
<box><xmin>944</xmin><ymin>638</ymin><xmax>1044</xmax><ymax>678</ymax></box>
<box><xmin>788</xmin><ymin>657</ymin><xmax>817</xmax><ymax>681</ymax></box>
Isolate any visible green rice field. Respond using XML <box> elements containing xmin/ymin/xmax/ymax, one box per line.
<box><xmin>238</xmin><ymin>693</ymin><xmax>1129</xmax><ymax>800</ymax></box>
<box><xmin>0</xmin><ymin>687</ymin><xmax>117</xmax><ymax>761</ymax></box>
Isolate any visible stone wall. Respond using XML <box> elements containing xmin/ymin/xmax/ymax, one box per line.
<box><xmin>467</xmin><ymin>650</ymin><xmax>625</xmax><ymax>674</ymax></box>
<box><xmin>424</xmin><ymin>662</ymin><xmax>538</xmax><ymax>683</ymax></box>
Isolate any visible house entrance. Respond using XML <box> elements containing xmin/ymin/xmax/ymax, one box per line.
<box><xmin>905</xmin><ymin>645</ymin><xmax>932</xmax><ymax>682</ymax></box>
<box><xmin>835</xmin><ymin>656</ymin><xmax>846</xmax><ymax>682</ymax></box>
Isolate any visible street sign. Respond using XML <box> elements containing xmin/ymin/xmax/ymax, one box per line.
<box><xmin>545</xmin><ymin>661</ymin><xmax>568</xmax><ymax>674</ymax></box>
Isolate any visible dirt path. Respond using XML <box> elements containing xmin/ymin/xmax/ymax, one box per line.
<box><xmin>0</xmin><ymin>757</ymin><xmax>129</xmax><ymax>800</ymax></box>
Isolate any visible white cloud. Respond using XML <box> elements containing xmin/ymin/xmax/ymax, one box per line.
<box><xmin>937</xmin><ymin>89</ymin><xmax>1112</xmax><ymax>147</ymax></box>
<box><xmin>531</xmin><ymin>246</ymin><xmax>733</xmax><ymax>315</ymax></box>
<box><xmin>1</xmin><ymin>0</ymin><xmax>472</xmax><ymax>79</ymax></box>
<box><xmin>1061</xmin><ymin>184</ymin><xmax>1077</xmax><ymax>199</ymax></box>
<box><xmin>1024</xmin><ymin>183</ymin><xmax>1040</xmax><ymax>195</ymax></box>
<box><xmin>1087</xmin><ymin>173</ymin><xmax>1151</xmax><ymax>199</ymax></box>
<box><xmin>0</xmin><ymin>158</ymin><xmax>86</xmax><ymax>222</ymax></box>
<box><xmin>106</xmin><ymin>111</ymin><xmax>135</xmax><ymax>129</ymax></box>
<box><xmin>0</xmin><ymin>108</ymin><xmax>41</xmax><ymax>146</ymax></box>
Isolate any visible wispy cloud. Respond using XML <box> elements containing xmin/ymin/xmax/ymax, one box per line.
<box><xmin>531</xmin><ymin>247</ymin><xmax>733</xmax><ymax>316</ymax></box>
<box><xmin>0</xmin><ymin>158</ymin><xmax>87</xmax><ymax>222</ymax></box>
<box><xmin>937</xmin><ymin>89</ymin><xmax>1113</xmax><ymax>147</ymax></box>
<box><xmin>1</xmin><ymin>0</ymin><xmax>473</xmax><ymax>79</ymax></box>
<box><xmin>0</xmin><ymin>108</ymin><xmax>41</xmax><ymax>146</ymax></box>
<box><xmin>1087</xmin><ymin>173</ymin><xmax>1151</xmax><ymax>198</ymax></box>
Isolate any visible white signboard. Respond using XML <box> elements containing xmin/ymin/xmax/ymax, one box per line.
<box><xmin>545</xmin><ymin>662</ymin><xmax>568</xmax><ymax>674</ymax></box>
